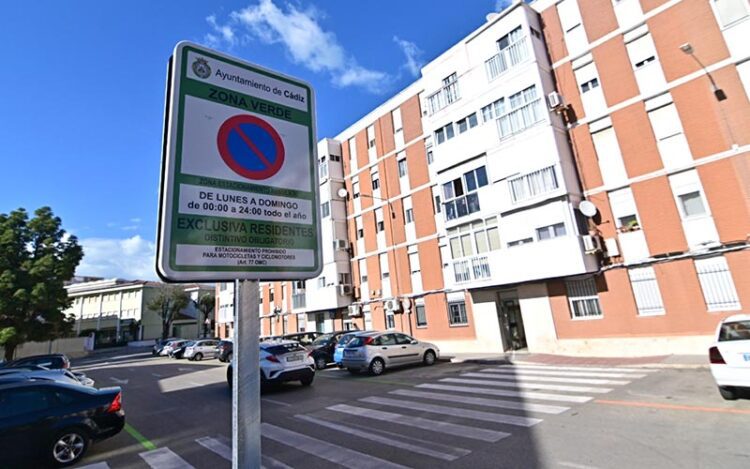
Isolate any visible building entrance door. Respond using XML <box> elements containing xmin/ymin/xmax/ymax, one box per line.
<box><xmin>498</xmin><ymin>291</ymin><xmax>527</xmax><ymax>351</ymax></box>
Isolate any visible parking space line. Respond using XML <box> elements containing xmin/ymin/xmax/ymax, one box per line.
<box><xmin>139</xmin><ymin>447</ymin><xmax>195</xmax><ymax>469</ymax></box>
<box><xmin>594</xmin><ymin>399</ymin><xmax>750</xmax><ymax>415</ymax></box>
<box><xmin>462</xmin><ymin>372</ymin><xmax>631</xmax><ymax>386</ymax></box>
<box><xmin>417</xmin><ymin>383</ymin><xmax>592</xmax><ymax>403</ymax></box>
<box><xmin>390</xmin><ymin>388</ymin><xmax>570</xmax><ymax>414</ymax></box>
<box><xmin>124</xmin><ymin>423</ymin><xmax>157</xmax><ymax>451</ymax></box>
<box><xmin>441</xmin><ymin>377</ymin><xmax>613</xmax><ymax>394</ymax></box>
<box><xmin>196</xmin><ymin>436</ymin><xmax>231</xmax><ymax>460</ymax></box>
<box><xmin>261</xmin><ymin>422</ymin><xmax>409</xmax><ymax>469</ymax></box>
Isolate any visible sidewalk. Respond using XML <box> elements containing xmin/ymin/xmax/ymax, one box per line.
<box><xmin>448</xmin><ymin>351</ymin><xmax>709</xmax><ymax>369</ymax></box>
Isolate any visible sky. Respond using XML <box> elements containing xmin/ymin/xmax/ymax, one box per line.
<box><xmin>0</xmin><ymin>0</ymin><xmax>512</xmax><ymax>280</ymax></box>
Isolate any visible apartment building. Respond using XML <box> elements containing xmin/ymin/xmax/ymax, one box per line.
<box><xmin>216</xmin><ymin>0</ymin><xmax>750</xmax><ymax>356</ymax></box>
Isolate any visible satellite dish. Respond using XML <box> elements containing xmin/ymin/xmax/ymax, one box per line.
<box><xmin>578</xmin><ymin>200</ymin><xmax>597</xmax><ymax>218</ymax></box>
<box><xmin>337</xmin><ymin>188</ymin><xmax>348</xmax><ymax>198</ymax></box>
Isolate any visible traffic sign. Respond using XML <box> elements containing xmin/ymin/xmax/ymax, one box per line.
<box><xmin>156</xmin><ymin>41</ymin><xmax>321</xmax><ymax>281</ymax></box>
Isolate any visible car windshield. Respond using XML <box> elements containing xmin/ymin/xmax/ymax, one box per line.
<box><xmin>347</xmin><ymin>336</ymin><xmax>372</xmax><ymax>347</ymax></box>
<box><xmin>265</xmin><ymin>343</ymin><xmax>306</xmax><ymax>355</ymax></box>
<box><xmin>185</xmin><ymin>341</ymin><xmax>197</xmax><ymax>347</ymax></box>
<box><xmin>337</xmin><ymin>334</ymin><xmax>357</xmax><ymax>347</ymax></box>
<box><xmin>719</xmin><ymin>321</ymin><xmax>750</xmax><ymax>342</ymax></box>
<box><xmin>312</xmin><ymin>334</ymin><xmax>332</xmax><ymax>346</ymax></box>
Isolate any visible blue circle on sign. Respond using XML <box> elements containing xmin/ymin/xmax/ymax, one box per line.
<box><xmin>216</xmin><ymin>115</ymin><xmax>285</xmax><ymax>180</ymax></box>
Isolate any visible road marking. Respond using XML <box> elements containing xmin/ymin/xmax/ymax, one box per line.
<box><xmin>483</xmin><ymin>367</ymin><xmax>646</xmax><ymax>379</ymax></box>
<box><xmin>109</xmin><ymin>377</ymin><xmax>129</xmax><ymax>385</ymax></box>
<box><xmin>295</xmin><ymin>414</ymin><xmax>470</xmax><ymax>461</ymax></box>
<box><xmin>124</xmin><ymin>423</ymin><xmax>157</xmax><ymax>451</ymax></box>
<box><xmin>595</xmin><ymin>399</ymin><xmax>750</xmax><ymax>415</ymax></box>
<box><xmin>196</xmin><ymin>436</ymin><xmax>231</xmax><ymax>460</ymax></box>
<box><xmin>501</xmin><ymin>364</ymin><xmax>654</xmax><ymax>373</ymax></box>
<box><xmin>390</xmin><ymin>388</ymin><xmax>570</xmax><ymax>414</ymax></box>
<box><xmin>441</xmin><ymin>377</ymin><xmax>612</xmax><ymax>394</ymax></box>
<box><xmin>151</xmin><ymin>373</ymin><xmax>163</xmax><ymax>378</ymax></box>
<box><xmin>139</xmin><ymin>447</ymin><xmax>195</xmax><ymax>469</ymax></box>
<box><xmin>75</xmin><ymin>463</ymin><xmax>110</xmax><ymax>469</ymax></box>
<box><xmin>327</xmin><ymin>404</ymin><xmax>509</xmax><ymax>442</ymax></box>
<box><xmin>463</xmin><ymin>372</ymin><xmax>631</xmax><ymax>386</ymax></box>
<box><xmin>261</xmin><ymin>423</ymin><xmax>409</xmax><ymax>469</ymax></box>
<box><xmin>262</xmin><ymin>397</ymin><xmax>292</xmax><ymax>407</ymax></box>
<box><xmin>558</xmin><ymin>461</ymin><xmax>601</xmax><ymax>469</ymax></box>
<box><xmin>262</xmin><ymin>454</ymin><xmax>295</xmax><ymax>469</ymax></box>
<box><xmin>360</xmin><ymin>396</ymin><xmax>542</xmax><ymax>427</ymax></box>
<box><xmin>417</xmin><ymin>383</ymin><xmax>592</xmax><ymax>403</ymax></box>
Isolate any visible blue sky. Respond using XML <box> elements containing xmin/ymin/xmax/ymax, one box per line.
<box><xmin>0</xmin><ymin>0</ymin><xmax>508</xmax><ymax>280</ymax></box>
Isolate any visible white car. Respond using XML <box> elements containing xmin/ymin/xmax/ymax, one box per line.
<box><xmin>184</xmin><ymin>339</ymin><xmax>220</xmax><ymax>361</ymax></box>
<box><xmin>709</xmin><ymin>314</ymin><xmax>750</xmax><ymax>400</ymax></box>
<box><xmin>226</xmin><ymin>340</ymin><xmax>315</xmax><ymax>388</ymax></box>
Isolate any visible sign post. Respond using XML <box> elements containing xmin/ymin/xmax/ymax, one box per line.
<box><xmin>157</xmin><ymin>41</ymin><xmax>320</xmax><ymax>469</ymax></box>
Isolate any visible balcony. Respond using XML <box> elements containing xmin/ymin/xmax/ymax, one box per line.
<box><xmin>485</xmin><ymin>37</ymin><xmax>528</xmax><ymax>82</ymax></box>
<box><xmin>292</xmin><ymin>293</ymin><xmax>306</xmax><ymax>310</ymax></box>
<box><xmin>444</xmin><ymin>193</ymin><xmax>480</xmax><ymax>222</ymax></box>
<box><xmin>453</xmin><ymin>256</ymin><xmax>491</xmax><ymax>284</ymax></box>
<box><xmin>426</xmin><ymin>80</ymin><xmax>460</xmax><ymax>116</ymax></box>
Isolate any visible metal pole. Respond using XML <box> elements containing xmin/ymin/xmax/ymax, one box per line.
<box><xmin>233</xmin><ymin>279</ymin><xmax>261</xmax><ymax>469</ymax></box>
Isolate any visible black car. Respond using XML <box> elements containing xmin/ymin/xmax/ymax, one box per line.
<box><xmin>0</xmin><ymin>380</ymin><xmax>125</xmax><ymax>467</ymax></box>
<box><xmin>309</xmin><ymin>331</ymin><xmax>348</xmax><ymax>370</ymax></box>
<box><xmin>169</xmin><ymin>341</ymin><xmax>193</xmax><ymax>359</ymax></box>
<box><xmin>217</xmin><ymin>340</ymin><xmax>233</xmax><ymax>362</ymax></box>
<box><xmin>0</xmin><ymin>368</ymin><xmax>91</xmax><ymax>387</ymax></box>
<box><xmin>1</xmin><ymin>353</ymin><xmax>71</xmax><ymax>370</ymax></box>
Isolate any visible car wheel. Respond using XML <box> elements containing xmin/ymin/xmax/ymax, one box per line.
<box><xmin>49</xmin><ymin>428</ymin><xmax>90</xmax><ymax>467</ymax></box>
<box><xmin>369</xmin><ymin>358</ymin><xmax>385</xmax><ymax>376</ymax></box>
<box><xmin>300</xmin><ymin>375</ymin><xmax>314</xmax><ymax>386</ymax></box>
<box><xmin>423</xmin><ymin>350</ymin><xmax>436</xmax><ymax>366</ymax></box>
<box><xmin>719</xmin><ymin>386</ymin><xmax>738</xmax><ymax>400</ymax></box>
<box><xmin>194</xmin><ymin>353</ymin><xmax>203</xmax><ymax>361</ymax></box>
<box><xmin>315</xmin><ymin>356</ymin><xmax>327</xmax><ymax>370</ymax></box>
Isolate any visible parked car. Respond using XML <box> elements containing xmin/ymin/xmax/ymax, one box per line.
<box><xmin>309</xmin><ymin>331</ymin><xmax>349</xmax><ymax>370</ymax></box>
<box><xmin>333</xmin><ymin>331</ymin><xmax>371</xmax><ymax>367</ymax></box>
<box><xmin>169</xmin><ymin>340</ymin><xmax>193</xmax><ymax>359</ymax></box>
<box><xmin>260</xmin><ymin>335</ymin><xmax>282</xmax><ymax>343</ymax></box>
<box><xmin>161</xmin><ymin>339</ymin><xmax>188</xmax><ymax>357</ymax></box>
<box><xmin>0</xmin><ymin>353</ymin><xmax>71</xmax><ymax>370</ymax></box>
<box><xmin>282</xmin><ymin>332</ymin><xmax>321</xmax><ymax>347</ymax></box>
<box><xmin>342</xmin><ymin>331</ymin><xmax>439</xmax><ymax>376</ymax></box>
<box><xmin>226</xmin><ymin>340</ymin><xmax>314</xmax><ymax>389</ymax></box>
<box><xmin>0</xmin><ymin>367</ymin><xmax>94</xmax><ymax>387</ymax></box>
<box><xmin>153</xmin><ymin>337</ymin><xmax>179</xmax><ymax>356</ymax></box>
<box><xmin>709</xmin><ymin>314</ymin><xmax>750</xmax><ymax>400</ymax></box>
<box><xmin>217</xmin><ymin>340</ymin><xmax>233</xmax><ymax>362</ymax></box>
<box><xmin>185</xmin><ymin>339</ymin><xmax>220</xmax><ymax>361</ymax></box>
<box><xmin>0</xmin><ymin>380</ymin><xmax>125</xmax><ymax>467</ymax></box>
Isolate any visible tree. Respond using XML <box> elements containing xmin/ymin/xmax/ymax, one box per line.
<box><xmin>196</xmin><ymin>292</ymin><xmax>215</xmax><ymax>337</ymax></box>
<box><xmin>147</xmin><ymin>286</ymin><xmax>190</xmax><ymax>340</ymax></box>
<box><xmin>0</xmin><ymin>207</ymin><xmax>83</xmax><ymax>361</ymax></box>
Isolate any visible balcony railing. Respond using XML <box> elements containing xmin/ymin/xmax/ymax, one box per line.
<box><xmin>426</xmin><ymin>80</ymin><xmax>460</xmax><ymax>116</ymax></box>
<box><xmin>485</xmin><ymin>37</ymin><xmax>528</xmax><ymax>81</ymax></box>
<box><xmin>292</xmin><ymin>293</ymin><xmax>306</xmax><ymax>309</ymax></box>
<box><xmin>497</xmin><ymin>98</ymin><xmax>543</xmax><ymax>139</ymax></box>
<box><xmin>453</xmin><ymin>256</ymin><xmax>491</xmax><ymax>283</ymax></box>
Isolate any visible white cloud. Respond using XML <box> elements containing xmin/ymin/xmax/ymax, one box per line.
<box><xmin>206</xmin><ymin>0</ymin><xmax>392</xmax><ymax>93</ymax></box>
<box><xmin>77</xmin><ymin>235</ymin><xmax>157</xmax><ymax>280</ymax></box>
<box><xmin>393</xmin><ymin>36</ymin><xmax>424</xmax><ymax>77</ymax></box>
<box><xmin>495</xmin><ymin>0</ymin><xmax>513</xmax><ymax>11</ymax></box>
<box><xmin>130</xmin><ymin>217</ymin><xmax>142</xmax><ymax>223</ymax></box>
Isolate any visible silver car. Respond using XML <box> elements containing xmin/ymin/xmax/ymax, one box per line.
<box><xmin>341</xmin><ymin>331</ymin><xmax>439</xmax><ymax>376</ymax></box>
<box><xmin>184</xmin><ymin>339</ymin><xmax>220</xmax><ymax>361</ymax></box>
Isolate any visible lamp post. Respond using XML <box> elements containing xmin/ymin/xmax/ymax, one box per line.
<box><xmin>679</xmin><ymin>43</ymin><xmax>727</xmax><ymax>101</ymax></box>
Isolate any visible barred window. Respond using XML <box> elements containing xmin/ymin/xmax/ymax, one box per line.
<box><xmin>695</xmin><ymin>256</ymin><xmax>741</xmax><ymax>311</ymax></box>
<box><xmin>628</xmin><ymin>267</ymin><xmax>665</xmax><ymax>315</ymax></box>
<box><xmin>566</xmin><ymin>277</ymin><xmax>603</xmax><ymax>318</ymax></box>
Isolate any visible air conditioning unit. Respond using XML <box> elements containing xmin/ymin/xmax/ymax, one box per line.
<box><xmin>333</xmin><ymin>239</ymin><xmax>349</xmax><ymax>250</ymax></box>
<box><xmin>547</xmin><ymin>91</ymin><xmax>564</xmax><ymax>111</ymax></box>
<box><xmin>384</xmin><ymin>298</ymin><xmax>402</xmax><ymax>313</ymax></box>
<box><xmin>582</xmin><ymin>234</ymin><xmax>601</xmax><ymax>254</ymax></box>
<box><xmin>347</xmin><ymin>304</ymin><xmax>362</xmax><ymax>317</ymax></box>
<box><xmin>338</xmin><ymin>284</ymin><xmax>353</xmax><ymax>296</ymax></box>
<box><xmin>603</xmin><ymin>237</ymin><xmax>620</xmax><ymax>257</ymax></box>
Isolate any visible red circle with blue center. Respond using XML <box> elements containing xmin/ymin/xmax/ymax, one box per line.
<box><xmin>216</xmin><ymin>115</ymin><xmax>285</xmax><ymax>180</ymax></box>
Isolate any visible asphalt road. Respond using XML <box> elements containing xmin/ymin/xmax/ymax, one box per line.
<box><xmin>64</xmin><ymin>353</ymin><xmax>750</xmax><ymax>469</ymax></box>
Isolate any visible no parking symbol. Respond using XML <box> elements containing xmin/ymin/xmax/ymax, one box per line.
<box><xmin>216</xmin><ymin>115</ymin><xmax>285</xmax><ymax>180</ymax></box>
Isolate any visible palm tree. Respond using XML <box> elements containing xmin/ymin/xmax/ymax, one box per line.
<box><xmin>196</xmin><ymin>293</ymin><xmax>216</xmax><ymax>338</ymax></box>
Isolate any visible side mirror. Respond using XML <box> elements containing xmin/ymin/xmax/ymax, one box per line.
<box><xmin>411</xmin><ymin>340</ymin><xmax>418</xmax><ymax>344</ymax></box>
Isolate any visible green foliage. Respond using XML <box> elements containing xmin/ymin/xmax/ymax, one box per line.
<box><xmin>147</xmin><ymin>286</ymin><xmax>190</xmax><ymax>340</ymax></box>
<box><xmin>0</xmin><ymin>207</ymin><xmax>83</xmax><ymax>361</ymax></box>
<box><xmin>196</xmin><ymin>292</ymin><xmax>215</xmax><ymax>337</ymax></box>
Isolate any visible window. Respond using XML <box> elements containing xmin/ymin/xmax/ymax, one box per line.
<box><xmin>405</xmin><ymin>208</ymin><xmax>414</xmax><ymax>223</ymax></box>
<box><xmin>367</xmin><ymin>125</ymin><xmax>376</xmax><ymax>148</ymax></box>
<box><xmin>719</xmin><ymin>320</ymin><xmax>750</xmax><ymax>341</ymax></box>
<box><xmin>678</xmin><ymin>192</ymin><xmax>707</xmax><ymax>218</ymax></box>
<box><xmin>626</xmin><ymin>33</ymin><xmax>658</xmax><ymax>70</ymax></box>
<box><xmin>359</xmin><ymin>259</ymin><xmax>368</xmax><ymax>283</ymax></box>
<box><xmin>448</xmin><ymin>218</ymin><xmax>501</xmax><ymax>258</ymax></box>
<box><xmin>339</xmin><ymin>273</ymin><xmax>351</xmax><ymax>285</ymax></box>
<box><xmin>317</xmin><ymin>277</ymin><xmax>326</xmax><ymax>288</ymax></box>
<box><xmin>695</xmin><ymin>256</ymin><xmax>741</xmax><ymax>311</ymax></box>
<box><xmin>481</xmin><ymin>98</ymin><xmax>505</xmax><ymax>123</ymax></box>
<box><xmin>456</xmin><ymin>113</ymin><xmax>479</xmax><ymax>133</ymax></box>
<box><xmin>371</xmin><ymin>170</ymin><xmax>380</xmax><ymax>190</ymax></box>
<box><xmin>580</xmin><ymin>77</ymin><xmax>599</xmax><ymax>93</ymax></box>
<box><xmin>416</xmin><ymin>304</ymin><xmax>427</xmax><ymax>327</ymax></box>
<box><xmin>669</xmin><ymin>170</ymin><xmax>710</xmax><ymax>220</ymax></box>
<box><xmin>647</xmin><ymin>100</ymin><xmax>692</xmax><ymax>169</ymax></box>
<box><xmin>566</xmin><ymin>277</ymin><xmax>603</xmax><ymax>318</ymax></box>
<box><xmin>355</xmin><ymin>216</ymin><xmax>364</xmax><ymax>239</ymax></box>
<box><xmin>348</xmin><ymin>138</ymin><xmax>357</xmax><ymax>168</ymax></box>
<box><xmin>738</xmin><ymin>60</ymin><xmax>750</xmax><ymax>101</ymax></box>
<box><xmin>427</xmin><ymin>149</ymin><xmax>434</xmax><ymax>165</ymax></box>
<box><xmin>434</xmin><ymin>195</ymin><xmax>442</xmax><ymax>213</ymax></box>
<box><xmin>486</xmin><ymin>26</ymin><xmax>528</xmax><ymax>80</ymax></box>
<box><xmin>508</xmin><ymin>238</ymin><xmax>533</xmax><ymax>247</ymax></box>
<box><xmin>269</xmin><ymin>288</ymin><xmax>274</xmax><ymax>303</ymax></box>
<box><xmin>497</xmin><ymin>86</ymin><xmax>543</xmax><ymax>138</ymax></box>
<box><xmin>379</xmin><ymin>253</ymin><xmax>389</xmax><ymax>279</ymax></box>
<box><xmin>629</xmin><ymin>267</ymin><xmax>665</xmax><ymax>315</ymax></box>
<box><xmin>408</xmin><ymin>250</ymin><xmax>420</xmax><ymax>273</ymax></box>
<box><xmin>557</xmin><ymin>0</ymin><xmax>587</xmax><ymax>54</ymax></box>
<box><xmin>712</xmin><ymin>0</ymin><xmax>750</xmax><ymax>27</ymax></box>
<box><xmin>385</xmin><ymin>311</ymin><xmax>396</xmax><ymax>329</ymax></box>
<box><xmin>448</xmin><ymin>302</ymin><xmax>469</xmax><ymax>325</ymax></box>
<box><xmin>321</xmin><ymin>201</ymin><xmax>330</xmax><ymax>218</ymax></box>
<box><xmin>443</xmin><ymin>166</ymin><xmax>488</xmax><ymax>221</ymax></box>
<box><xmin>398</xmin><ymin>158</ymin><xmax>408</xmax><ymax>177</ymax></box>
<box><xmin>536</xmin><ymin>223</ymin><xmax>566</xmax><ymax>240</ymax></box>
<box><xmin>592</xmin><ymin>124</ymin><xmax>628</xmax><ymax>186</ymax></box>
<box><xmin>352</xmin><ymin>179</ymin><xmax>360</xmax><ymax>199</ymax></box>
<box><xmin>608</xmin><ymin>188</ymin><xmax>641</xmax><ymax>230</ymax></box>
<box><xmin>330</xmin><ymin>153</ymin><xmax>341</xmax><ymax>162</ymax></box>
<box><xmin>508</xmin><ymin>166</ymin><xmax>558</xmax><ymax>203</ymax></box>
<box><xmin>375</xmin><ymin>208</ymin><xmax>385</xmax><ymax>232</ymax></box>
<box><xmin>427</xmin><ymin>73</ymin><xmax>460</xmax><ymax>115</ymax></box>
<box><xmin>392</xmin><ymin>108</ymin><xmax>403</xmax><ymax>132</ymax></box>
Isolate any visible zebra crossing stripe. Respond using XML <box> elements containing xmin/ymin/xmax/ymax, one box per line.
<box><xmin>196</xmin><ymin>436</ymin><xmax>231</xmax><ymax>460</ymax></box>
<box><xmin>262</xmin><ymin>454</ymin><xmax>295</xmax><ymax>469</ymax></box>
<box><xmin>295</xmin><ymin>414</ymin><xmax>470</xmax><ymax>461</ymax></box>
<box><xmin>327</xmin><ymin>403</ymin><xmax>510</xmax><ymax>442</ymax></box>
<box><xmin>360</xmin><ymin>396</ymin><xmax>542</xmax><ymax>427</ymax></box>
<box><xmin>261</xmin><ymin>422</ymin><xmax>410</xmax><ymax>469</ymax></box>
<box><xmin>75</xmin><ymin>463</ymin><xmax>110</xmax><ymax>469</ymax></box>
<box><xmin>390</xmin><ymin>388</ymin><xmax>570</xmax><ymax>414</ymax></box>
<box><xmin>482</xmin><ymin>368</ymin><xmax>646</xmax><ymax>379</ymax></box>
<box><xmin>499</xmin><ymin>364</ymin><xmax>654</xmax><ymax>373</ymax></box>
<box><xmin>139</xmin><ymin>447</ymin><xmax>196</xmax><ymax>469</ymax></box>
<box><xmin>417</xmin><ymin>383</ymin><xmax>593</xmax><ymax>403</ymax></box>
<box><xmin>441</xmin><ymin>377</ymin><xmax>613</xmax><ymax>394</ymax></box>
<box><xmin>462</xmin><ymin>372</ymin><xmax>631</xmax><ymax>386</ymax></box>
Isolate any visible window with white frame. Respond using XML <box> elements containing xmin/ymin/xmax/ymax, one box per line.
<box><xmin>448</xmin><ymin>301</ymin><xmax>469</xmax><ymax>325</ymax></box>
<box><xmin>427</xmin><ymin>148</ymin><xmax>434</xmax><ymax>165</ymax></box>
<box><xmin>557</xmin><ymin>0</ymin><xmax>587</xmax><ymax>55</ymax></box>
<box><xmin>358</xmin><ymin>258</ymin><xmax>368</xmax><ymax>283</ymax></box>
<box><xmin>486</xmin><ymin>26</ymin><xmax>528</xmax><ymax>81</ymax></box>
<box><xmin>497</xmin><ymin>86</ymin><xmax>544</xmax><ymax>138</ymax></box>
<box><xmin>398</xmin><ymin>158</ymin><xmax>408</xmax><ymax>177</ymax></box>
<box><xmin>574</xmin><ymin>60</ymin><xmax>606</xmax><ymax>117</ymax></box>
<box><xmin>392</xmin><ymin>108</ymin><xmax>403</xmax><ymax>133</ymax></box>
<box><xmin>508</xmin><ymin>237</ymin><xmax>533</xmax><ymax>247</ymax></box>
<box><xmin>737</xmin><ymin>60</ymin><xmax>750</xmax><ymax>100</ymax></box>
<box><xmin>355</xmin><ymin>216</ymin><xmax>364</xmax><ymax>239</ymax></box>
<box><xmin>508</xmin><ymin>166</ymin><xmax>558</xmax><ymax>203</ymax></box>
<box><xmin>435</xmin><ymin>122</ymin><xmax>455</xmax><ymax>145</ymax></box>
<box><xmin>629</xmin><ymin>266</ymin><xmax>665</xmax><ymax>315</ymax></box>
<box><xmin>352</xmin><ymin>178</ymin><xmax>360</xmax><ymax>199</ymax></box>
<box><xmin>371</xmin><ymin>170</ymin><xmax>380</xmax><ymax>191</ymax></box>
<box><xmin>403</xmin><ymin>196</ymin><xmax>414</xmax><ymax>224</ymax></box>
<box><xmin>536</xmin><ymin>222</ymin><xmax>567</xmax><ymax>241</ymax></box>
<box><xmin>408</xmin><ymin>249</ymin><xmax>420</xmax><ymax>273</ymax></box>
<box><xmin>481</xmin><ymin>97</ymin><xmax>505</xmax><ymax>123</ymax></box>
<box><xmin>443</xmin><ymin>166</ymin><xmax>488</xmax><ymax>221</ymax></box>
<box><xmin>338</xmin><ymin>273</ymin><xmax>351</xmax><ymax>285</ymax></box>
<box><xmin>695</xmin><ymin>256</ymin><xmax>741</xmax><ymax>311</ymax></box>
<box><xmin>591</xmin><ymin>120</ymin><xmax>628</xmax><ymax>187</ymax></box>
<box><xmin>379</xmin><ymin>253</ymin><xmax>389</xmax><ymax>279</ymax></box>
<box><xmin>375</xmin><ymin>208</ymin><xmax>385</xmax><ymax>232</ymax></box>
<box><xmin>626</xmin><ymin>29</ymin><xmax>666</xmax><ymax>96</ymax></box>
<box><xmin>566</xmin><ymin>277</ymin><xmax>603</xmax><ymax>318</ymax></box>
<box><xmin>317</xmin><ymin>277</ymin><xmax>326</xmax><ymax>288</ymax></box>
<box><xmin>321</xmin><ymin>201</ymin><xmax>330</xmax><ymax>218</ymax></box>
<box><xmin>367</xmin><ymin>125</ymin><xmax>376</xmax><ymax>149</ymax></box>
<box><xmin>427</xmin><ymin>73</ymin><xmax>460</xmax><ymax>115</ymax></box>
<box><xmin>447</xmin><ymin>217</ymin><xmax>500</xmax><ymax>258</ymax></box>
<box><xmin>434</xmin><ymin>195</ymin><xmax>442</xmax><ymax>214</ymax></box>
<box><xmin>626</xmin><ymin>31</ymin><xmax>658</xmax><ymax>69</ymax></box>
<box><xmin>456</xmin><ymin>113</ymin><xmax>479</xmax><ymax>134</ymax></box>
<box><xmin>712</xmin><ymin>0</ymin><xmax>750</xmax><ymax>28</ymax></box>
<box><xmin>669</xmin><ymin>170</ymin><xmax>710</xmax><ymax>220</ymax></box>
<box><xmin>608</xmin><ymin>187</ymin><xmax>641</xmax><ymax>231</ymax></box>
<box><xmin>647</xmin><ymin>98</ymin><xmax>692</xmax><ymax>169</ymax></box>
<box><xmin>385</xmin><ymin>310</ymin><xmax>396</xmax><ymax>329</ymax></box>
<box><xmin>415</xmin><ymin>303</ymin><xmax>427</xmax><ymax>327</ymax></box>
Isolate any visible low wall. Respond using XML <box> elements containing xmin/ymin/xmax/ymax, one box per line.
<box><xmin>530</xmin><ymin>335</ymin><xmax>714</xmax><ymax>357</ymax></box>
<box><xmin>2</xmin><ymin>337</ymin><xmax>91</xmax><ymax>360</ymax></box>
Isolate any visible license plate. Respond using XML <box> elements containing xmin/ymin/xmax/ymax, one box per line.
<box><xmin>743</xmin><ymin>353</ymin><xmax>750</xmax><ymax>362</ymax></box>
<box><xmin>286</xmin><ymin>354</ymin><xmax>303</xmax><ymax>362</ymax></box>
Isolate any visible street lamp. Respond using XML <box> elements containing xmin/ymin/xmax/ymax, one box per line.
<box><xmin>680</xmin><ymin>43</ymin><xmax>727</xmax><ymax>101</ymax></box>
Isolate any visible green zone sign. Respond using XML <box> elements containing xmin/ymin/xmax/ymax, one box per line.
<box><xmin>157</xmin><ymin>41</ymin><xmax>321</xmax><ymax>281</ymax></box>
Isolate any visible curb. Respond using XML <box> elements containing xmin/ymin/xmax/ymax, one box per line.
<box><xmin>447</xmin><ymin>356</ymin><xmax>709</xmax><ymax>370</ymax></box>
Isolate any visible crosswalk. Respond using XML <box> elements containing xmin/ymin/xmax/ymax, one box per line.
<box><xmin>75</xmin><ymin>364</ymin><xmax>653</xmax><ymax>469</ymax></box>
